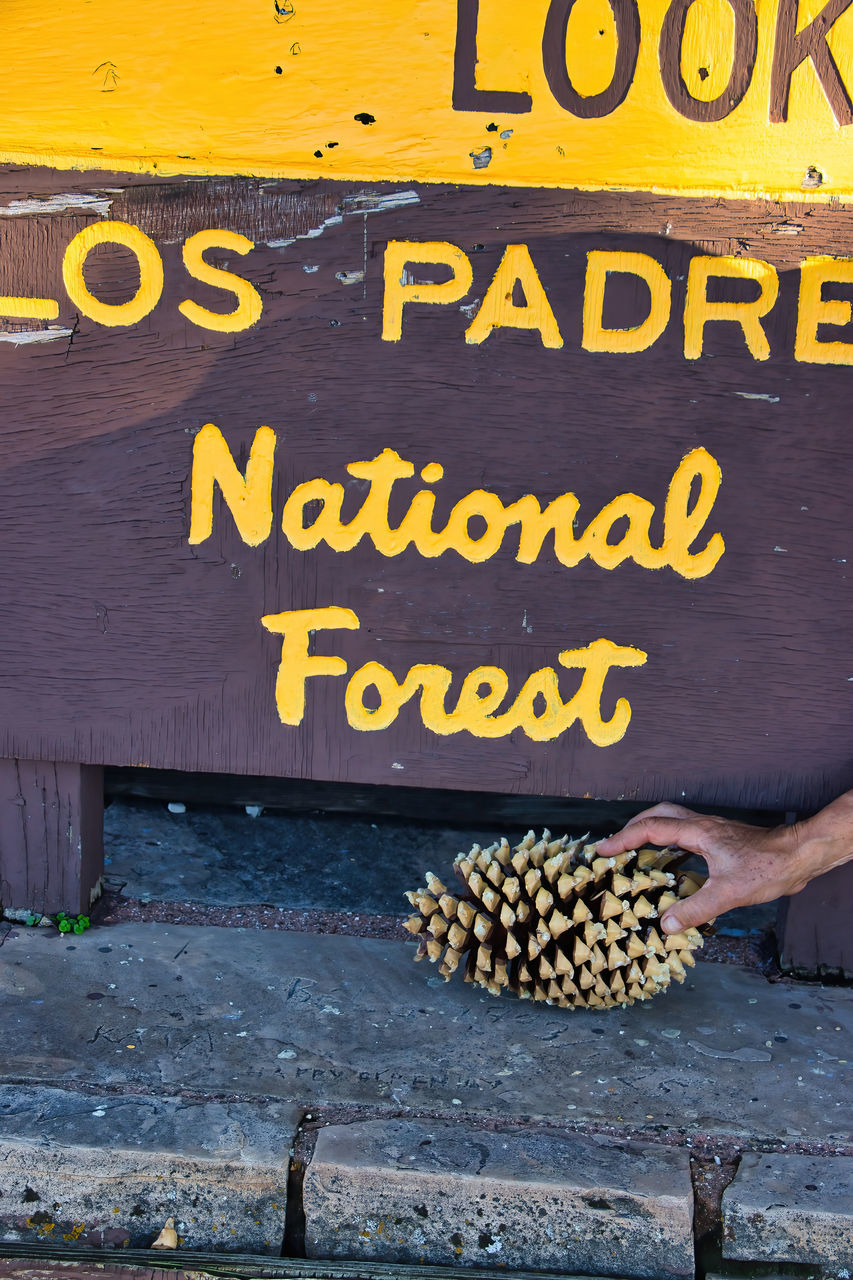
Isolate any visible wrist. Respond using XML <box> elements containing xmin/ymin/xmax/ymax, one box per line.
<box><xmin>790</xmin><ymin>790</ymin><xmax>853</xmax><ymax>887</ymax></box>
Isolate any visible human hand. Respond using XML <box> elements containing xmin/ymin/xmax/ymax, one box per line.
<box><xmin>595</xmin><ymin>802</ymin><xmax>811</xmax><ymax>934</ymax></box>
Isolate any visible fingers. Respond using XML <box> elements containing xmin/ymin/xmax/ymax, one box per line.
<box><xmin>661</xmin><ymin>877</ymin><xmax>740</xmax><ymax>933</ymax></box>
<box><xmin>596</xmin><ymin>815</ymin><xmax>699</xmax><ymax>857</ymax></box>
<box><xmin>628</xmin><ymin>802</ymin><xmax>699</xmax><ymax>824</ymax></box>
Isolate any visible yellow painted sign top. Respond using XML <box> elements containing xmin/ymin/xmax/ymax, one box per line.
<box><xmin>2</xmin><ymin>0</ymin><xmax>853</xmax><ymax>199</ymax></box>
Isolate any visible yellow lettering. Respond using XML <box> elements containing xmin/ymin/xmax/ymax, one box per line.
<box><xmin>345</xmin><ymin>660</ymin><xmax>420</xmax><ymax>731</ymax></box>
<box><xmin>281</xmin><ymin>478</ymin><xmax>346</xmax><ymax>550</ymax></box>
<box><xmin>283</xmin><ymin>450</ymin><xmax>421</xmax><ymax>554</ymax></box>
<box><xmin>684</xmin><ymin>255</ymin><xmax>778</xmax><ymax>360</ymax></box>
<box><xmin>382</xmin><ymin>241</ymin><xmax>473</xmax><ymax>341</ymax></box>
<box><xmin>582</xmin><ymin>250</ymin><xmax>672</xmax><ymax>355</ymax></box>
<box><xmin>795</xmin><ymin>256</ymin><xmax>853</xmax><ymax>366</ymax></box>
<box><xmin>580</xmin><ymin>492</ymin><xmax>660</xmax><ymax>571</ymax></box>
<box><xmin>397</xmin><ymin>491</ymin><xmax>445</xmax><ymax>558</ymax></box>
<box><xmin>507</xmin><ymin>666</ymin><xmax>570</xmax><ymax>742</ymax></box>
<box><xmin>408</xmin><ymin>665</ymin><xmax>457</xmax><ymax>734</ymax></box>
<box><xmin>661</xmin><ymin>446</ymin><xmax>725</xmax><ymax>579</ymax></box>
<box><xmin>558</xmin><ymin>639</ymin><xmax>648</xmax><ymax>747</ymax></box>
<box><xmin>344</xmin><ymin>449</ymin><xmax>416</xmax><ymax>552</ymax></box>
<box><xmin>435</xmin><ymin>490</ymin><xmax>509</xmax><ymax>562</ymax></box>
<box><xmin>188</xmin><ymin>422</ymin><xmax>276</xmax><ymax>546</ymax></box>
<box><xmin>274</xmin><ymin>445</ymin><xmax>723</xmax><ymax>579</ymax></box>
<box><xmin>0</xmin><ymin>296</ymin><xmax>59</xmax><ymax>320</ymax></box>
<box><xmin>261</xmin><ymin>606</ymin><xmax>360</xmax><ymax>724</ymax></box>
<box><xmin>178</xmin><ymin>229</ymin><xmax>262</xmax><ymax>333</ymax></box>
<box><xmin>507</xmin><ymin>493</ymin><xmax>583</xmax><ymax>567</ymax></box>
<box><xmin>340</xmin><ymin>642</ymin><xmax>646</xmax><ymax>745</ymax></box>
<box><xmin>465</xmin><ymin>244</ymin><xmax>563</xmax><ymax>348</ymax></box>
<box><xmin>62</xmin><ymin>221</ymin><xmax>163</xmax><ymax>327</ymax></box>
<box><xmin>444</xmin><ymin>666</ymin><xmax>511</xmax><ymax>736</ymax></box>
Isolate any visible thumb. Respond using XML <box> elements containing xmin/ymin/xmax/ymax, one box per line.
<box><xmin>661</xmin><ymin>878</ymin><xmax>738</xmax><ymax>933</ymax></box>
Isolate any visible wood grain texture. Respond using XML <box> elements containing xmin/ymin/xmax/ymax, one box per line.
<box><xmin>542</xmin><ymin>0</ymin><xmax>641</xmax><ymax>118</ymax></box>
<box><xmin>3</xmin><ymin>0</ymin><xmax>853</xmax><ymax>201</ymax></box>
<box><xmin>0</xmin><ymin>760</ymin><xmax>103</xmax><ymax>913</ymax></box>
<box><xmin>104</xmin><ymin>765</ymin><xmax>776</xmax><ymax>829</ymax></box>
<box><xmin>0</xmin><ymin>173</ymin><xmax>851</xmax><ymax>817</ymax></box>
<box><xmin>659</xmin><ymin>0</ymin><xmax>758</xmax><ymax>122</ymax></box>
<box><xmin>769</xmin><ymin>0</ymin><xmax>853</xmax><ymax>126</ymax></box>
<box><xmin>778</xmin><ymin>860</ymin><xmax>853</xmax><ymax>976</ymax></box>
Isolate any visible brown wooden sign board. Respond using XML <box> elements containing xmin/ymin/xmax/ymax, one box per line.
<box><xmin>1</xmin><ymin>171</ymin><xmax>852</xmax><ymax>907</ymax></box>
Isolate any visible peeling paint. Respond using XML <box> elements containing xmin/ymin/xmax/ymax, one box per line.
<box><xmin>342</xmin><ymin>190</ymin><xmax>420</xmax><ymax>214</ymax></box>
<box><xmin>266</xmin><ymin>192</ymin><xmax>419</xmax><ymax>250</ymax></box>
<box><xmin>266</xmin><ymin>214</ymin><xmax>343</xmax><ymax>249</ymax></box>
<box><xmin>0</xmin><ymin>327</ymin><xmax>74</xmax><ymax>345</ymax></box>
<box><xmin>734</xmin><ymin>392</ymin><xmax>780</xmax><ymax>403</ymax></box>
<box><xmin>0</xmin><ymin>193</ymin><xmax>113</xmax><ymax>217</ymax></box>
<box><xmin>759</xmin><ymin>221</ymin><xmax>803</xmax><ymax>235</ymax></box>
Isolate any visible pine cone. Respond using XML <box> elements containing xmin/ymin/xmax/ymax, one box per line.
<box><xmin>403</xmin><ymin>831</ymin><xmax>706</xmax><ymax>1009</ymax></box>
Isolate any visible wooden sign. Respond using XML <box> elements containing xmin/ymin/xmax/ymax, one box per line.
<box><xmin>1</xmin><ymin>0</ymin><xmax>853</xmax><ymax>199</ymax></box>
<box><xmin>2</xmin><ymin>0</ymin><xmax>853</xmax><ymax>919</ymax></box>
<box><xmin>1</xmin><ymin>173</ymin><xmax>851</xmax><ymax>828</ymax></box>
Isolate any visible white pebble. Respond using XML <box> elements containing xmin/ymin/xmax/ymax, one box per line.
<box><xmin>167</xmin><ymin>802</ymin><xmax>186</xmax><ymax>814</ymax></box>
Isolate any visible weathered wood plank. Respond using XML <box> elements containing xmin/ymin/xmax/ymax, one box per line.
<box><xmin>0</xmin><ymin>175</ymin><xmax>850</xmax><ymax>819</ymax></box>
<box><xmin>104</xmin><ymin>766</ymin><xmax>777</xmax><ymax>831</ymax></box>
<box><xmin>0</xmin><ymin>0</ymin><xmax>851</xmax><ymax>203</ymax></box>
<box><xmin>778</xmin><ymin>860</ymin><xmax>853</xmax><ymax>977</ymax></box>
<box><xmin>0</xmin><ymin>760</ymin><xmax>103</xmax><ymax>913</ymax></box>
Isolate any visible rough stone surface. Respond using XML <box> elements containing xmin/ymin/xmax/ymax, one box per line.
<box><xmin>722</xmin><ymin>1150</ymin><xmax>853</xmax><ymax>1267</ymax></box>
<box><xmin>303</xmin><ymin>1118</ymin><xmax>694</xmax><ymax>1278</ymax></box>
<box><xmin>101</xmin><ymin>798</ymin><xmax>777</xmax><ymax>935</ymax></box>
<box><xmin>0</xmin><ymin>1085</ymin><xmax>297</xmax><ymax>1252</ymax></box>
<box><xmin>0</xmin><ymin>923</ymin><xmax>850</xmax><ymax>1143</ymax></box>
<box><xmin>103</xmin><ymin>799</ymin><xmax>486</xmax><ymax>914</ymax></box>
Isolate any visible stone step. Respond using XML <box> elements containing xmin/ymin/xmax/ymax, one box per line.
<box><xmin>0</xmin><ymin>922</ymin><xmax>850</xmax><ymax>1143</ymax></box>
<box><xmin>722</xmin><ymin>1150</ymin><xmax>853</xmax><ymax>1270</ymax></box>
<box><xmin>303</xmin><ymin>1117</ymin><xmax>694</xmax><ymax>1279</ymax></box>
<box><xmin>0</xmin><ymin>1085</ymin><xmax>298</xmax><ymax>1253</ymax></box>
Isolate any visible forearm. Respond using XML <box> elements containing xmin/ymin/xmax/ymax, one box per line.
<box><xmin>792</xmin><ymin>789</ymin><xmax>853</xmax><ymax>884</ymax></box>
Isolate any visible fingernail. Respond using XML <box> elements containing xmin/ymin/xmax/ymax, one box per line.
<box><xmin>661</xmin><ymin>913</ymin><xmax>682</xmax><ymax>934</ymax></box>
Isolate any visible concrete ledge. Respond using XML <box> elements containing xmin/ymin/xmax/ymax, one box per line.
<box><xmin>0</xmin><ymin>1085</ymin><xmax>298</xmax><ymax>1252</ymax></box>
<box><xmin>303</xmin><ymin>1118</ymin><xmax>694</xmax><ymax>1279</ymax></box>
<box><xmin>722</xmin><ymin>1150</ymin><xmax>853</xmax><ymax>1268</ymax></box>
<box><xmin>1</xmin><ymin>924</ymin><xmax>851</xmax><ymax>1144</ymax></box>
